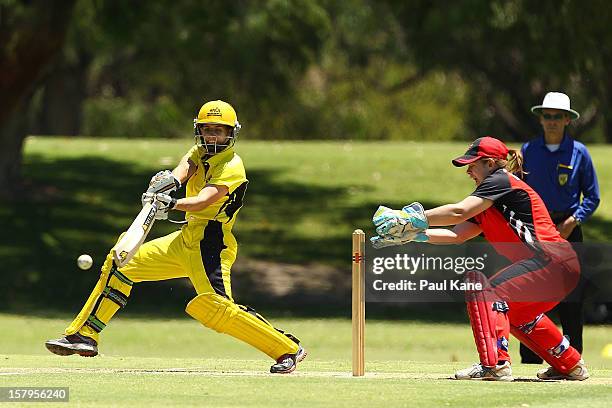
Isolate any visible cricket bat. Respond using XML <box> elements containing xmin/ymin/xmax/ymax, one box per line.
<box><xmin>112</xmin><ymin>201</ymin><xmax>159</xmax><ymax>268</ymax></box>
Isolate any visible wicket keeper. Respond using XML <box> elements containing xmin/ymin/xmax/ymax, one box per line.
<box><xmin>46</xmin><ymin>100</ymin><xmax>306</xmax><ymax>374</ymax></box>
<box><xmin>371</xmin><ymin>137</ymin><xmax>589</xmax><ymax>381</ymax></box>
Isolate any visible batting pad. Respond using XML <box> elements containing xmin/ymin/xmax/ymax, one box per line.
<box><xmin>186</xmin><ymin>293</ymin><xmax>299</xmax><ymax>360</ymax></box>
<box><xmin>65</xmin><ymin>244</ymin><xmax>133</xmax><ymax>342</ymax></box>
<box><xmin>511</xmin><ymin>314</ymin><xmax>581</xmax><ymax>374</ymax></box>
<box><xmin>465</xmin><ymin>271</ymin><xmax>498</xmax><ymax>367</ymax></box>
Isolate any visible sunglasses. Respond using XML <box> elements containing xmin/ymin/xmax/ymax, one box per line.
<box><xmin>541</xmin><ymin>113</ymin><xmax>567</xmax><ymax>120</ymax></box>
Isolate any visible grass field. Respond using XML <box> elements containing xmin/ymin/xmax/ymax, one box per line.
<box><xmin>1</xmin><ymin>313</ymin><xmax>611</xmax><ymax>407</ymax></box>
<box><xmin>3</xmin><ymin>137</ymin><xmax>612</xmax><ymax>309</ymax></box>
<box><xmin>2</xmin><ymin>138</ymin><xmax>612</xmax><ymax>406</ymax></box>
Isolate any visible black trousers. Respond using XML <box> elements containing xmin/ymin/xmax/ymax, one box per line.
<box><xmin>520</xmin><ymin>215</ymin><xmax>584</xmax><ymax>364</ymax></box>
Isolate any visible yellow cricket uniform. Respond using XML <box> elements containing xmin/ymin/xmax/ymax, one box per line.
<box><xmin>118</xmin><ymin>146</ymin><xmax>248</xmax><ymax>300</ymax></box>
<box><xmin>66</xmin><ymin>144</ymin><xmax>299</xmax><ymax>361</ymax></box>
<box><xmin>68</xmin><ymin>146</ymin><xmax>248</xmax><ymax>338</ymax></box>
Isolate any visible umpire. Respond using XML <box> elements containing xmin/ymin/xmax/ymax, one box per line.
<box><xmin>520</xmin><ymin>92</ymin><xmax>600</xmax><ymax>363</ymax></box>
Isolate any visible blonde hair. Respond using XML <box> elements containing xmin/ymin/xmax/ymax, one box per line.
<box><xmin>490</xmin><ymin>149</ymin><xmax>526</xmax><ymax>179</ymax></box>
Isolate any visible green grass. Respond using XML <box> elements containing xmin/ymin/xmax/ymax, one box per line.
<box><xmin>1</xmin><ymin>313</ymin><xmax>611</xmax><ymax>407</ymax></box>
<box><xmin>3</xmin><ymin>137</ymin><xmax>612</xmax><ymax>309</ymax></box>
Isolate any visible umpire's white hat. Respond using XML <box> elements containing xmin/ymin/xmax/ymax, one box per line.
<box><xmin>531</xmin><ymin>92</ymin><xmax>580</xmax><ymax>120</ymax></box>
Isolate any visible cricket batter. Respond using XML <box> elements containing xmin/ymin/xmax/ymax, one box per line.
<box><xmin>371</xmin><ymin>136</ymin><xmax>589</xmax><ymax>381</ymax></box>
<box><xmin>45</xmin><ymin>100</ymin><xmax>306</xmax><ymax>374</ymax></box>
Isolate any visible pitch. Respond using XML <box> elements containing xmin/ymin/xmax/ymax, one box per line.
<box><xmin>2</xmin><ymin>314</ymin><xmax>611</xmax><ymax>407</ymax></box>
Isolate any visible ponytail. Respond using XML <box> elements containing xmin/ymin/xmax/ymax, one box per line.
<box><xmin>493</xmin><ymin>149</ymin><xmax>526</xmax><ymax>179</ymax></box>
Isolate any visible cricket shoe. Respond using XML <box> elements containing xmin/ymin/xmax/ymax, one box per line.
<box><xmin>455</xmin><ymin>361</ymin><xmax>514</xmax><ymax>381</ymax></box>
<box><xmin>537</xmin><ymin>359</ymin><xmax>589</xmax><ymax>381</ymax></box>
<box><xmin>45</xmin><ymin>333</ymin><xmax>98</xmax><ymax>357</ymax></box>
<box><xmin>270</xmin><ymin>345</ymin><xmax>307</xmax><ymax>374</ymax></box>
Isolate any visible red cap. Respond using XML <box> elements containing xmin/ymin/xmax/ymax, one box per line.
<box><xmin>452</xmin><ymin>137</ymin><xmax>509</xmax><ymax>167</ymax></box>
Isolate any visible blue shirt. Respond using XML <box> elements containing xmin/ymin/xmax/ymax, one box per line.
<box><xmin>521</xmin><ymin>134</ymin><xmax>600</xmax><ymax>223</ymax></box>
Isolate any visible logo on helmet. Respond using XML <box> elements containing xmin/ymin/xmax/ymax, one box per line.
<box><xmin>207</xmin><ymin>107</ymin><xmax>222</xmax><ymax>117</ymax></box>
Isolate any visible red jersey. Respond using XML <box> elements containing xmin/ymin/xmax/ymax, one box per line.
<box><xmin>470</xmin><ymin>168</ymin><xmax>565</xmax><ymax>262</ymax></box>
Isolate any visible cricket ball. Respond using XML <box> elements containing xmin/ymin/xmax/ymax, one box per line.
<box><xmin>77</xmin><ymin>254</ymin><xmax>93</xmax><ymax>270</ymax></box>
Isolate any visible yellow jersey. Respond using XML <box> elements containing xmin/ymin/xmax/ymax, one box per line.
<box><xmin>185</xmin><ymin>146</ymin><xmax>248</xmax><ymax>226</ymax></box>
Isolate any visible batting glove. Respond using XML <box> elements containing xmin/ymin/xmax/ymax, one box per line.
<box><xmin>148</xmin><ymin>170</ymin><xmax>181</xmax><ymax>194</ymax></box>
<box><xmin>153</xmin><ymin>193</ymin><xmax>177</xmax><ymax>220</ymax></box>
<box><xmin>141</xmin><ymin>192</ymin><xmax>155</xmax><ymax>207</ymax></box>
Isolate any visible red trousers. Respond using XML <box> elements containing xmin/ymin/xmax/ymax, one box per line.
<box><xmin>467</xmin><ymin>248</ymin><xmax>582</xmax><ymax>373</ymax></box>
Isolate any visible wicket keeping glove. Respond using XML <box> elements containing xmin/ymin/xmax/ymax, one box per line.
<box><xmin>372</xmin><ymin>202</ymin><xmax>429</xmax><ymax>237</ymax></box>
<box><xmin>370</xmin><ymin>231</ymin><xmax>429</xmax><ymax>249</ymax></box>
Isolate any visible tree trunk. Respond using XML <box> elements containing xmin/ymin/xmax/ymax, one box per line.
<box><xmin>604</xmin><ymin>79</ymin><xmax>612</xmax><ymax>143</ymax></box>
<box><xmin>0</xmin><ymin>0</ymin><xmax>77</xmax><ymax>196</ymax></box>
<box><xmin>0</xmin><ymin>102</ymin><xmax>29</xmax><ymax>196</ymax></box>
<box><xmin>38</xmin><ymin>53</ymin><xmax>91</xmax><ymax>136</ymax></box>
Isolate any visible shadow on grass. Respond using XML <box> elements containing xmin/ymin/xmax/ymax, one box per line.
<box><xmin>3</xmin><ymin>154</ymin><xmax>611</xmax><ymax>322</ymax></box>
<box><xmin>1</xmin><ymin>154</ymin><xmax>430</xmax><ymax>317</ymax></box>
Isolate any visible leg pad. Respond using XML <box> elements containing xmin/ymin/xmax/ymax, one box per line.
<box><xmin>511</xmin><ymin>313</ymin><xmax>581</xmax><ymax>374</ymax></box>
<box><xmin>465</xmin><ymin>271</ymin><xmax>498</xmax><ymax>367</ymax></box>
<box><xmin>186</xmin><ymin>293</ymin><xmax>299</xmax><ymax>360</ymax></box>
<box><xmin>65</xmin><ymin>249</ymin><xmax>133</xmax><ymax>341</ymax></box>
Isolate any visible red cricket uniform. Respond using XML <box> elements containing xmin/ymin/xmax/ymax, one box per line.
<box><xmin>468</xmin><ymin>168</ymin><xmax>581</xmax><ymax>371</ymax></box>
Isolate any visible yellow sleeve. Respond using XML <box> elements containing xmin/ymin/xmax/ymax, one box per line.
<box><xmin>209</xmin><ymin>154</ymin><xmax>247</xmax><ymax>193</ymax></box>
<box><xmin>187</xmin><ymin>145</ymin><xmax>202</xmax><ymax>165</ymax></box>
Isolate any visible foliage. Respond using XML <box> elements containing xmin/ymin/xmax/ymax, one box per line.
<box><xmin>377</xmin><ymin>0</ymin><xmax>612</xmax><ymax>141</ymax></box>
<box><xmin>46</xmin><ymin>0</ymin><xmax>332</xmax><ymax>138</ymax></box>
<box><xmin>82</xmin><ymin>95</ymin><xmax>188</xmax><ymax>138</ymax></box>
<box><xmin>7</xmin><ymin>0</ymin><xmax>611</xmax><ymax>143</ymax></box>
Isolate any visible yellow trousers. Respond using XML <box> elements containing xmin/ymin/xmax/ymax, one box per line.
<box><xmin>64</xmin><ymin>220</ymin><xmax>299</xmax><ymax>360</ymax></box>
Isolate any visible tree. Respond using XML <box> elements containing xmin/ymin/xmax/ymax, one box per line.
<box><xmin>0</xmin><ymin>0</ymin><xmax>76</xmax><ymax>196</ymax></box>
<box><xmin>2</xmin><ymin>0</ymin><xmax>331</xmax><ymax>195</ymax></box>
<box><xmin>34</xmin><ymin>0</ymin><xmax>331</xmax><ymax>139</ymax></box>
<box><xmin>378</xmin><ymin>0</ymin><xmax>612</xmax><ymax>141</ymax></box>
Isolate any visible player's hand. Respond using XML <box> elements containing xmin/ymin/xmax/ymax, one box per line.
<box><xmin>153</xmin><ymin>193</ymin><xmax>177</xmax><ymax>220</ymax></box>
<box><xmin>372</xmin><ymin>202</ymin><xmax>429</xmax><ymax>237</ymax></box>
<box><xmin>370</xmin><ymin>231</ymin><xmax>428</xmax><ymax>249</ymax></box>
<box><xmin>557</xmin><ymin>216</ymin><xmax>578</xmax><ymax>239</ymax></box>
<box><xmin>141</xmin><ymin>192</ymin><xmax>155</xmax><ymax>207</ymax></box>
<box><xmin>148</xmin><ymin>170</ymin><xmax>181</xmax><ymax>194</ymax></box>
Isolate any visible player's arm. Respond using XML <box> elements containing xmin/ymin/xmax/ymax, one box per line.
<box><xmin>147</xmin><ymin>150</ymin><xmax>197</xmax><ymax>195</ymax></box>
<box><xmin>172</xmin><ymin>151</ymin><xmax>198</xmax><ymax>184</ymax></box>
<box><xmin>423</xmin><ymin>221</ymin><xmax>482</xmax><ymax>244</ymax></box>
<box><xmin>173</xmin><ymin>184</ymin><xmax>229</xmax><ymax>212</ymax></box>
<box><xmin>425</xmin><ymin>196</ymin><xmax>493</xmax><ymax>226</ymax></box>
